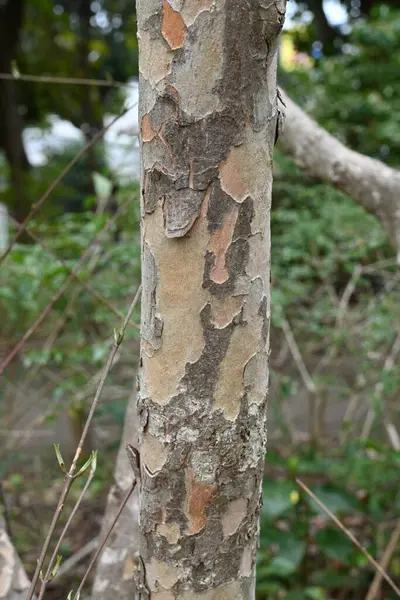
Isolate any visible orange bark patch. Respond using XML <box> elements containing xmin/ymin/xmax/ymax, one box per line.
<box><xmin>208</xmin><ymin>205</ymin><xmax>239</xmax><ymax>284</ymax></box>
<box><xmin>186</xmin><ymin>468</ymin><xmax>216</xmax><ymax>535</ymax></box>
<box><xmin>141</xmin><ymin>114</ymin><xmax>156</xmax><ymax>142</ymax></box>
<box><xmin>161</xmin><ymin>0</ymin><xmax>187</xmax><ymax>50</ymax></box>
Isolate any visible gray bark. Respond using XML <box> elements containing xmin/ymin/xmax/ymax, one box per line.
<box><xmin>279</xmin><ymin>89</ymin><xmax>400</xmax><ymax>258</ymax></box>
<box><xmin>134</xmin><ymin>2</ymin><xmax>285</xmax><ymax>599</ymax></box>
<box><xmin>0</xmin><ymin>517</ymin><xmax>32</xmax><ymax>600</ymax></box>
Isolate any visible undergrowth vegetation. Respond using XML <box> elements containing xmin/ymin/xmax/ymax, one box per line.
<box><xmin>1</xmin><ymin>5</ymin><xmax>399</xmax><ymax>600</ymax></box>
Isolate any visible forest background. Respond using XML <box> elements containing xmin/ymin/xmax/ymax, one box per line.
<box><xmin>0</xmin><ymin>1</ymin><xmax>399</xmax><ymax>599</ymax></box>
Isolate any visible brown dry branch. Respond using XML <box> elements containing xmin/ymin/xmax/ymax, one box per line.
<box><xmin>297</xmin><ymin>479</ymin><xmax>400</xmax><ymax>598</ymax></box>
<box><xmin>0</xmin><ymin>198</ymin><xmax>132</xmax><ymax>376</ymax></box>
<box><xmin>25</xmin><ymin>284</ymin><xmax>141</xmax><ymax>600</ymax></box>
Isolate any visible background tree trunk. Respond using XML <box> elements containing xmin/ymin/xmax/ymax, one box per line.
<box><xmin>134</xmin><ymin>1</ymin><xmax>286</xmax><ymax>598</ymax></box>
<box><xmin>0</xmin><ymin>517</ymin><xmax>33</xmax><ymax>600</ymax></box>
<box><xmin>0</xmin><ymin>0</ymin><xmax>31</xmax><ymax>226</ymax></box>
<box><xmin>92</xmin><ymin>389</ymin><xmax>141</xmax><ymax>599</ymax></box>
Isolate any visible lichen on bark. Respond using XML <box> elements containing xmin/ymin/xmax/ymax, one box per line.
<box><xmin>137</xmin><ymin>1</ymin><xmax>286</xmax><ymax>598</ymax></box>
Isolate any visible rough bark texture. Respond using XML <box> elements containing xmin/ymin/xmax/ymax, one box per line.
<box><xmin>0</xmin><ymin>517</ymin><xmax>32</xmax><ymax>600</ymax></box>
<box><xmin>135</xmin><ymin>2</ymin><xmax>285</xmax><ymax>599</ymax></box>
<box><xmin>279</xmin><ymin>89</ymin><xmax>400</xmax><ymax>258</ymax></box>
<box><xmin>92</xmin><ymin>389</ymin><xmax>141</xmax><ymax>599</ymax></box>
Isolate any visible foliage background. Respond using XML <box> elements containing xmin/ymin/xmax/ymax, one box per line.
<box><xmin>0</xmin><ymin>2</ymin><xmax>399</xmax><ymax>599</ymax></box>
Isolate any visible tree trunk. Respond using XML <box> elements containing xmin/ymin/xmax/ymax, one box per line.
<box><xmin>0</xmin><ymin>0</ymin><xmax>31</xmax><ymax>226</ymax></box>
<box><xmin>134</xmin><ymin>1</ymin><xmax>285</xmax><ymax>598</ymax></box>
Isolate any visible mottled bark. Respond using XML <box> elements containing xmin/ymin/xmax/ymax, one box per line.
<box><xmin>135</xmin><ymin>2</ymin><xmax>285</xmax><ymax>599</ymax></box>
<box><xmin>0</xmin><ymin>517</ymin><xmax>33</xmax><ymax>600</ymax></box>
<box><xmin>279</xmin><ymin>89</ymin><xmax>400</xmax><ymax>258</ymax></box>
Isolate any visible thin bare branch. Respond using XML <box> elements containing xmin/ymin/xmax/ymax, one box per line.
<box><xmin>281</xmin><ymin>318</ymin><xmax>316</xmax><ymax>394</ymax></box>
<box><xmin>37</xmin><ymin>460</ymin><xmax>97</xmax><ymax>600</ymax></box>
<box><xmin>3</xmin><ymin>210</ymin><xmax>138</xmax><ymax>329</ymax></box>
<box><xmin>25</xmin><ymin>285</ymin><xmax>141</xmax><ymax>600</ymax></box>
<box><xmin>365</xmin><ymin>519</ymin><xmax>400</xmax><ymax>600</ymax></box>
<box><xmin>0</xmin><ymin>199</ymin><xmax>132</xmax><ymax>376</ymax></box>
<box><xmin>0</xmin><ymin>103</ymin><xmax>136</xmax><ymax>265</ymax></box>
<box><xmin>0</xmin><ymin>72</ymin><xmax>131</xmax><ymax>88</ymax></box>
<box><xmin>296</xmin><ymin>478</ymin><xmax>400</xmax><ymax>598</ymax></box>
<box><xmin>75</xmin><ymin>480</ymin><xmax>136</xmax><ymax>598</ymax></box>
<box><xmin>56</xmin><ymin>538</ymin><xmax>99</xmax><ymax>578</ymax></box>
<box><xmin>361</xmin><ymin>329</ymin><xmax>400</xmax><ymax>440</ymax></box>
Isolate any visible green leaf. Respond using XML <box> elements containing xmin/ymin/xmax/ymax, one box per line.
<box><xmin>262</xmin><ymin>556</ymin><xmax>296</xmax><ymax>577</ymax></box>
<box><xmin>92</xmin><ymin>172</ymin><xmax>113</xmax><ymax>201</ymax></box>
<box><xmin>315</xmin><ymin>527</ymin><xmax>355</xmax><ymax>564</ymax></box>
<box><xmin>51</xmin><ymin>555</ymin><xmax>63</xmax><ymax>578</ymax></box>
<box><xmin>262</xmin><ymin>480</ymin><xmax>297</xmax><ymax>519</ymax></box>
<box><xmin>305</xmin><ymin>484</ymin><xmax>359</xmax><ymax>516</ymax></box>
<box><xmin>54</xmin><ymin>443</ymin><xmax>67</xmax><ymax>473</ymax></box>
<box><xmin>304</xmin><ymin>587</ymin><xmax>326</xmax><ymax>600</ymax></box>
<box><xmin>75</xmin><ymin>450</ymin><xmax>98</xmax><ymax>478</ymax></box>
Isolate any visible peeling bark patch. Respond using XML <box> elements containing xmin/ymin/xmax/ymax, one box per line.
<box><xmin>181</xmin><ymin>0</ymin><xmax>214</xmax><ymax>27</ymax></box>
<box><xmin>171</xmin><ymin>10</ymin><xmax>224</xmax><ymax>118</ymax></box>
<box><xmin>244</xmin><ymin>352</ymin><xmax>268</xmax><ymax>406</ymax></box>
<box><xmin>147</xmin><ymin>558</ymin><xmax>182</xmax><ymax>591</ymax></box>
<box><xmin>210</xmin><ymin>296</ymin><xmax>244</xmax><ymax>329</ymax></box>
<box><xmin>186</xmin><ymin>468</ymin><xmax>216</xmax><ymax>534</ymax></box>
<box><xmin>212</xmin><ymin>280</ymin><xmax>265</xmax><ymax>420</ymax></box>
<box><xmin>162</xmin><ymin>114</ymin><xmax>239</xmax><ymax>193</ymax></box>
<box><xmin>208</xmin><ymin>205</ymin><xmax>239</xmax><ymax>283</ymax></box>
<box><xmin>157</xmin><ymin>523</ymin><xmax>181</xmax><ymax>544</ymax></box>
<box><xmin>162</xmin><ymin>0</ymin><xmax>187</xmax><ymax>49</ymax></box>
<box><xmin>142</xmin><ymin>114</ymin><xmax>157</xmax><ymax>142</ymax></box>
<box><xmin>142</xmin><ymin>434</ymin><xmax>168</xmax><ymax>474</ymax></box>
<box><xmin>141</xmin><ymin>205</ymin><xmax>209</xmax><ymax>404</ymax></box>
<box><xmin>219</xmin><ymin>130</ymin><xmax>271</xmax><ymax>204</ymax></box>
<box><xmin>222</xmin><ymin>498</ymin><xmax>248</xmax><ymax>538</ymax></box>
<box><xmin>177</xmin><ymin>581</ymin><xmax>244</xmax><ymax>600</ymax></box>
<box><xmin>153</xmin><ymin>591</ymin><xmax>175</xmax><ymax>600</ymax></box>
<box><xmin>138</xmin><ymin>29</ymin><xmax>173</xmax><ymax>86</ymax></box>
<box><xmin>164</xmin><ymin>188</ymin><xmax>204</xmax><ymax>237</ymax></box>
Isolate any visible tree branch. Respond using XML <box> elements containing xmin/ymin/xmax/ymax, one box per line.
<box><xmin>278</xmin><ymin>89</ymin><xmax>400</xmax><ymax>258</ymax></box>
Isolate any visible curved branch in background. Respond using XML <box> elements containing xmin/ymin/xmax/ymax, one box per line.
<box><xmin>279</xmin><ymin>89</ymin><xmax>400</xmax><ymax>258</ymax></box>
<box><xmin>0</xmin><ymin>517</ymin><xmax>33</xmax><ymax>599</ymax></box>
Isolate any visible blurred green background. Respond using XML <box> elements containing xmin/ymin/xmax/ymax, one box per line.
<box><xmin>0</xmin><ymin>1</ymin><xmax>399</xmax><ymax>599</ymax></box>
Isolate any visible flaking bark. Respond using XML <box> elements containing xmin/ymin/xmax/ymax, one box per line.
<box><xmin>136</xmin><ymin>2</ymin><xmax>286</xmax><ymax>599</ymax></box>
